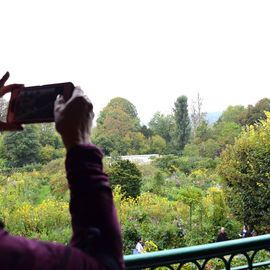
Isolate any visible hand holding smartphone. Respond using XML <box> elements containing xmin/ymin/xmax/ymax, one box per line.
<box><xmin>7</xmin><ymin>82</ymin><xmax>75</xmax><ymax>124</ymax></box>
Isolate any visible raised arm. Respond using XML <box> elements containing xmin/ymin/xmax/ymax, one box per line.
<box><xmin>54</xmin><ymin>87</ymin><xmax>125</xmax><ymax>269</ymax></box>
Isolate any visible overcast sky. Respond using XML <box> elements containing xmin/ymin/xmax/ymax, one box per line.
<box><xmin>1</xmin><ymin>1</ymin><xmax>270</xmax><ymax>124</ymax></box>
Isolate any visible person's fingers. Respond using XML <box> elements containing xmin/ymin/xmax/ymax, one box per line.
<box><xmin>64</xmin><ymin>86</ymin><xmax>89</xmax><ymax>110</ymax></box>
<box><xmin>54</xmin><ymin>95</ymin><xmax>65</xmax><ymax>112</ymax></box>
<box><xmin>72</xmin><ymin>87</ymin><xmax>93</xmax><ymax>111</ymax></box>
<box><xmin>83</xmin><ymin>93</ymin><xmax>92</xmax><ymax>107</ymax></box>
<box><xmin>72</xmin><ymin>86</ymin><xmax>84</xmax><ymax>97</ymax></box>
<box><xmin>0</xmin><ymin>121</ymin><xmax>23</xmax><ymax>131</ymax></box>
<box><xmin>0</xmin><ymin>72</ymin><xmax>10</xmax><ymax>88</ymax></box>
<box><xmin>0</xmin><ymin>84</ymin><xmax>24</xmax><ymax>97</ymax></box>
<box><xmin>55</xmin><ymin>94</ymin><xmax>65</xmax><ymax>105</ymax></box>
<box><xmin>89</xmin><ymin>110</ymin><xmax>95</xmax><ymax>121</ymax></box>
<box><xmin>7</xmin><ymin>124</ymin><xmax>24</xmax><ymax>131</ymax></box>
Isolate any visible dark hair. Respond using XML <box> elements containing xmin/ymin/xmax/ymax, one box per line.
<box><xmin>0</xmin><ymin>220</ymin><xmax>5</xmax><ymax>229</ymax></box>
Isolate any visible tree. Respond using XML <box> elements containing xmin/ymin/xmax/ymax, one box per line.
<box><xmin>173</xmin><ymin>96</ymin><xmax>191</xmax><ymax>152</ymax></box>
<box><xmin>146</xmin><ymin>171</ymin><xmax>165</xmax><ymax>195</ymax></box>
<box><xmin>124</xmin><ymin>131</ymin><xmax>148</xmax><ymax>154</ymax></box>
<box><xmin>94</xmin><ymin>97</ymin><xmax>143</xmax><ymax>155</ymax></box>
<box><xmin>2</xmin><ymin>125</ymin><xmax>42</xmax><ymax>167</ymax></box>
<box><xmin>199</xmin><ymin>139</ymin><xmax>220</xmax><ymax>158</ymax></box>
<box><xmin>203</xmin><ymin>187</ymin><xmax>229</xmax><ymax>229</ymax></box>
<box><xmin>107</xmin><ymin>159</ymin><xmax>142</xmax><ymax>198</ymax></box>
<box><xmin>97</xmin><ymin>97</ymin><xmax>140</xmax><ymax>129</ymax></box>
<box><xmin>140</xmin><ymin>125</ymin><xmax>153</xmax><ymax>139</ymax></box>
<box><xmin>93</xmin><ymin>134</ymin><xmax>122</xmax><ymax>155</ymax></box>
<box><xmin>149</xmin><ymin>112</ymin><xmax>175</xmax><ymax>145</ymax></box>
<box><xmin>194</xmin><ymin>120</ymin><xmax>213</xmax><ymax>143</ymax></box>
<box><xmin>202</xmin><ymin>187</ymin><xmax>239</xmax><ymax>241</ymax></box>
<box><xmin>218</xmin><ymin>112</ymin><xmax>270</xmax><ymax>230</ymax></box>
<box><xmin>213</xmin><ymin>121</ymin><xmax>242</xmax><ymax>152</ymax></box>
<box><xmin>178</xmin><ymin>186</ymin><xmax>203</xmax><ymax>230</ymax></box>
<box><xmin>190</xmin><ymin>93</ymin><xmax>206</xmax><ymax>136</ymax></box>
<box><xmin>149</xmin><ymin>135</ymin><xmax>166</xmax><ymax>154</ymax></box>
<box><xmin>218</xmin><ymin>105</ymin><xmax>246</xmax><ymax>125</ymax></box>
<box><xmin>240</xmin><ymin>98</ymin><xmax>270</xmax><ymax>126</ymax></box>
<box><xmin>182</xmin><ymin>143</ymin><xmax>200</xmax><ymax>157</ymax></box>
<box><xmin>38</xmin><ymin>123</ymin><xmax>62</xmax><ymax>149</ymax></box>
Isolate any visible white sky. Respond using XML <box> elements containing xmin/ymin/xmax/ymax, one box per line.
<box><xmin>1</xmin><ymin>1</ymin><xmax>270</xmax><ymax>124</ymax></box>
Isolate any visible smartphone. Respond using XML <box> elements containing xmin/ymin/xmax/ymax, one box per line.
<box><xmin>7</xmin><ymin>82</ymin><xmax>74</xmax><ymax>124</ymax></box>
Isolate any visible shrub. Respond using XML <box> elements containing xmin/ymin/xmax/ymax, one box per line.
<box><xmin>108</xmin><ymin>160</ymin><xmax>142</xmax><ymax>198</ymax></box>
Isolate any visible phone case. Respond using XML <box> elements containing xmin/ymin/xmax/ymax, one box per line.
<box><xmin>7</xmin><ymin>82</ymin><xmax>74</xmax><ymax>124</ymax></box>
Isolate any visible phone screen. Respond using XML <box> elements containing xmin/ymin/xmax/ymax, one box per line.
<box><xmin>7</xmin><ymin>82</ymin><xmax>74</xmax><ymax>124</ymax></box>
<box><xmin>14</xmin><ymin>88</ymin><xmax>57</xmax><ymax>121</ymax></box>
<box><xmin>14</xmin><ymin>86</ymin><xmax>63</xmax><ymax>122</ymax></box>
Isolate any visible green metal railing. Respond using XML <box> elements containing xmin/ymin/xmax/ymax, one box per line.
<box><xmin>124</xmin><ymin>234</ymin><xmax>270</xmax><ymax>270</ymax></box>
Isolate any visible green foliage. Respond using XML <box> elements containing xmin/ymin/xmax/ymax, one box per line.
<box><xmin>5</xmin><ymin>200</ymin><xmax>70</xmax><ymax>243</ymax></box>
<box><xmin>173</xmin><ymin>96</ymin><xmax>191</xmax><ymax>152</ymax></box>
<box><xmin>40</xmin><ymin>145</ymin><xmax>64</xmax><ymax>164</ymax></box>
<box><xmin>38</xmin><ymin>123</ymin><xmax>63</xmax><ymax>149</ymax></box>
<box><xmin>114</xmin><ymin>189</ymin><xmax>186</xmax><ymax>254</ymax></box>
<box><xmin>148</xmin><ymin>135</ymin><xmax>166</xmax><ymax>154</ymax></box>
<box><xmin>218</xmin><ymin>112</ymin><xmax>270</xmax><ymax>229</ymax></box>
<box><xmin>193</xmin><ymin>120</ymin><xmax>214</xmax><ymax>143</ymax></box>
<box><xmin>93</xmin><ymin>133</ymin><xmax>123</xmax><ymax>155</ymax></box>
<box><xmin>203</xmin><ymin>187</ymin><xmax>231</xmax><ymax>230</ymax></box>
<box><xmin>218</xmin><ymin>105</ymin><xmax>246</xmax><ymax>125</ymax></box>
<box><xmin>94</xmin><ymin>97</ymin><xmax>147</xmax><ymax>155</ymax></box>
<box><xmin>241</xmin><ymin>98</ymin><xmax>270</xmax><ymax>125</ymax></box>
<box><xmin>2</xmin><ymin>125</ymin><xmax>42</xmax><ymax>167</ymax></box>
<box><xmin>124</xmin><ymin>132</ymin><xmax>148</xmax><ymax>154</ymax></box>
<box><xmin>214</xmin><ymin>121</ymin><xmax>242</xmax><ymax>146</ymax></box>
<box><xmin>149</xmin><ymin>112</ymin><xmax>175</xmax><ymax>150</ymax></box>
<box><xmin>178</xmin><ymin>186</ymin><xmax>203</xmax><ymax>207</ymax></box>
<box><xmin>140</xmin><ymin>125</ymin><xmax>153</xmax><ymax>138</ymax></box>
<box><xmin>143</xmin><ymin>240</ymin><xmax>158</xmax><ymax>252</ymax></box>
<box><xmin>141</xmin><ymin>171</ymin><xmax>165</xmax><ymax>195</ymax></box>
<box><xmin>199</xmin><ymin>139</ymin><xmax>220</xmax><ymax>158</ymax></box>
<box><xmin>154</xmin><ymin>155</ymin><xmax>217</xmax><ymax>175</ymax></box>
<box><xmin>178</xmin><ymin>186</ymin><xmax>203</xmax><ymax>230</ymax></box>
<box><xmin>0</xmin><ymin>94</ymin><xmax>268</xmax><ymax>256</ymax></box>
<box><xmin>107</xmin><ymin>159</ymin><xmax>142</xmax><ymax>198</ymax></box>
<box><xmin>182</xmin><ymin>143</ymin><xmax>200</xmax><ymax>157</ymax></box>
<box><xmin>0</xmin><ymin>160</ymin><xmax>70</xmax><ymax>243</ymax></box>
<box><xmin>40</xmin><ymin>158</ymin><xmax>68</xmax><ymax>199</ymax></box>
<box><xmin>97</xmin><ymin>97</ymin><xmax>139</xmax><ymax>127</ymax></box>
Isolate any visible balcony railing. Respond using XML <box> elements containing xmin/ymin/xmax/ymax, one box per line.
<box><xmin>124</xmin><ymin>234</ymin><xmax>270</xmax><ymax>270</ymax></box>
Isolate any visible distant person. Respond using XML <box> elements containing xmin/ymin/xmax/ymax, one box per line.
<box><xmin>239</xmin><ymin>225</ymin><xmax>248</xmax><ymax>238</ymax></box>
<box><xmin>216</xmin><ymin>227</ymin><xmax>228</xmax><ymax>242</ymax></box>
<box><xmin>251</xmin><ymin>228</ymin><xmax>257</xmax><ymax>237</ymax></box>
<box><xmin>245</xmin><ymin>225</ymin><xmax>252</xmax><ymax>237</ymax></box>
<box><xmin>135</xmin><ymin>238</ymin><xmax>144</xmax><ymax>254</ymax></box>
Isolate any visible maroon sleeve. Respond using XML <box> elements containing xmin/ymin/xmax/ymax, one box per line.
<box><xmin>0</xmin><ymin>229</ymin><xmax>106</xmax><ymax>270</ymax></box>
<box><xmin>65</xmin><ymin>144</ymin><xmax>125</xmax><ymax>269</ymax></box>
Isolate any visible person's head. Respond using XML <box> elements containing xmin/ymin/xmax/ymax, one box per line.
<box><xmin>220</xmin><ymin>227</ymin><xmax>225</xmax><ymax>233</ymax></box>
